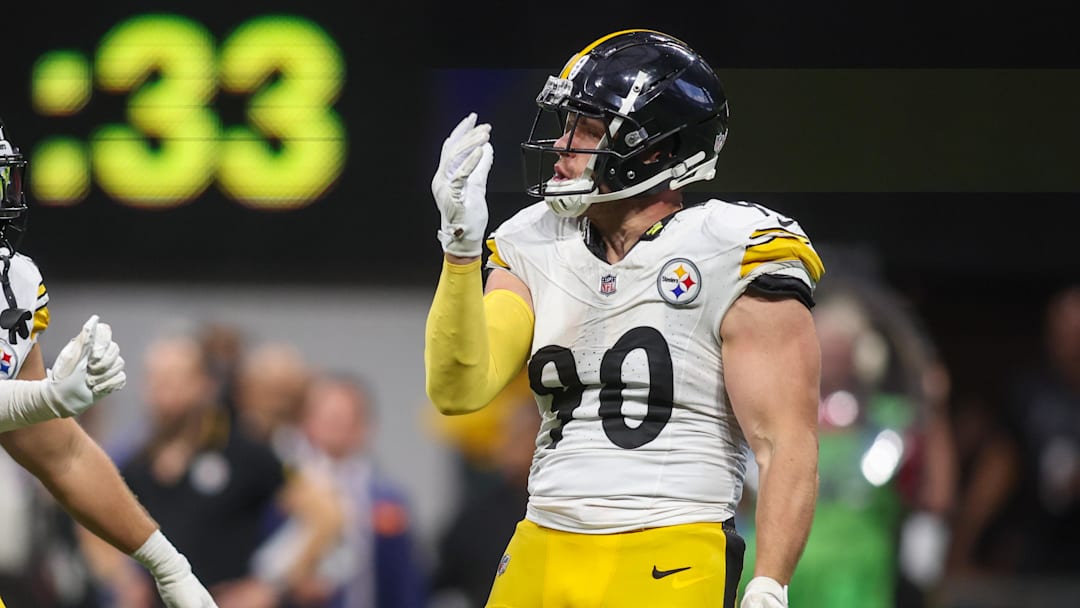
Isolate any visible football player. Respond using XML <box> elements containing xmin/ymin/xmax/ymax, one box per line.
<box><xmin>425</xmin><ymin>30</ymin><xmax>824</xmax><ymax>608</ymax></box>
<box><xmin>0</xmin><ymin>119</ymin><xmax>218</xmax><ymax>607</ymax></box>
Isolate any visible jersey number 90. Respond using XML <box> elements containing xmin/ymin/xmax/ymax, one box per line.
<box><xmin>528</xmin><ymin>326</ymin><xmax>674</xmax><ymax>450</ymax></box>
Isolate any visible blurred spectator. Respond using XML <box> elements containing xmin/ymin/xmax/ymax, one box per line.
<box><xmin>77</xmin><ymin>331</ymin><xmax>343</xmax><ymax>608</ymax></box>
<box><xmin>198</xmin><ymin>322</ymin><xmax>247</xmax><ymax>413</ymax></box>
<box><xmin>943</xmin><ymin>390</ymin><xmax>1018</xmax><ymax>580</ymax></box>
<box><xmin>232</xmin><ymin>341</ymin><xmax>313</xmax><ymax>455</ymax></box>
<box><xmin>948</xmin><ymin>283</ymin><xmax>1080</xmax><ymax>579</ymax></box>
<box><xmin>262</xmin><ymin>370</ymin><xmax>426</xmax><ymax>608</ymax></box>
<box><xmin>425</xmin><ymin>370</ymin><xmax>533</xmax><ymax>499</ymax></box>
<box><xmin>428</xmin><ymin>377</ymin><xmax>539</xmax><ymax>608</ymax></box>
<box><xmin>737</xmin><ymin>256</ymin><xmax>957</xmax><ymax>608</ymax></box>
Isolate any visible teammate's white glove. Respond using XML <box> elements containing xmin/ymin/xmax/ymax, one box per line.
<box><xmin>44</xmin><ymin>315</ymin><xmax>127</xmax><ymax>417</ymax></box>
<box><xmin>155</xmin><ymin>570</ymin><xmax>218</xmax><ymax>608</ymax></box>
<box><xmin>431</xmin><ymin>112</ymin><xmax>494</xmax><ymax>257</ymax></box>
<box><xmin>133</xmin><ymin>530</ymin><xmax>218</xmax><ymax>608</ymax></box>
<box><xmin>87</xmin><ymin>318</ymin><xmax>127</xmax><ymax>395</ymax></box>
<box><xmin>741</xmin><ymin>576</ymin><xmax>789</xmax><ymax>608</ymax></box>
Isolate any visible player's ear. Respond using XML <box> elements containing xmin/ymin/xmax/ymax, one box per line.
<box><xmin>642</xmin><ymin>139</ymin><xmax>676</xmax><ymax>165</ymax></box>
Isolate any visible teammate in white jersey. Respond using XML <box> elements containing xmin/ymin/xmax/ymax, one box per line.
<box><xmin>0</xmin><ymin>119</ymin><xmax>218</xmax><ymax>607</ymax></box>
<box><xmin>425</xmin><ymin>30</ymin><xmax>824</xmax><ymax>608</ymax></box>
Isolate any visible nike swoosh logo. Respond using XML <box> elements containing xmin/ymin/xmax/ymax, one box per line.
<box><xmin>652</xmin><ymin>565</ymin><xmax>692</xmax><ymax>579</ymax></box>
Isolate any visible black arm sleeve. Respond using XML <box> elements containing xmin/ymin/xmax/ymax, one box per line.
<box><xmin>747</xmin><ymin>274</ymin><xmax>815</xmax><ymax>310</ymax></box>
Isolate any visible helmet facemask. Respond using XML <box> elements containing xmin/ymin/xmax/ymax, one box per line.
<box><xmin>521</xmin><ymin>83</ymin><xmax>622</xmax><ymax>218</ymax></box>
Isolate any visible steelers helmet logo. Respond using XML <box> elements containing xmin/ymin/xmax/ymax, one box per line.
<box><xmin>0</xmin><ymin>341</ymin><xmax>19</xmax><ymax>378</ymax></box>
<box><xmin>657</xmin><ymin>258</ymin><xmax>702</xmax><ymax>305</ymax></box>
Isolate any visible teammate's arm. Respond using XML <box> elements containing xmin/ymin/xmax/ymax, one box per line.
<box><xmin>0</xmin><ymin>341</ymin><xmax>157</xmax><ymax>551</ymax></box>
<box><xmin>722</xmin><ymin>292</ymin><xmax>820</xmax><ymax>605</ymax></box>
<box><xmin>1</xmin><ymin>342</ymin><xmax>217</xmax><ymax>607</ymax></box>
<box><xmin>0</xmin><ymin>315</ymin><xmax>123</xmax><ymax>432</ymax></box>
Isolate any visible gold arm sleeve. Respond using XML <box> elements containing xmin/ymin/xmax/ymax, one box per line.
<box><xmin>424</xmin><ymin>258</ymin><xmax>535</xmax><ymax>415</ymax></box>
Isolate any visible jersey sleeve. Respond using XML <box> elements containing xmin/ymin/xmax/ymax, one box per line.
<box><xmin>485</xmin><ymin>234</ymin><xmax>512</xmax><ymax>272</ymax></box>
<box><xmin>483</xmin><ymin>202</ymin><xmax>550</xmax><ymax>284</ymax></box>
<box><xmin>8</xmin><ymin>254</ymin><xmax>49</xmax><ymax>343</ymax></box>
<box><xmin>32</xmin><ymin>280</ymin><xmax>49</xmax><ymax>339</ymax></box>
<box><xmin>705</xmin><ymin>200</ymin><xmax>826</xmax><ymax>310</ymax></box>
<box><xmin>740</xmin><ymin>225</ymin><xmax>825</xmax><ymax>308</ymax></box>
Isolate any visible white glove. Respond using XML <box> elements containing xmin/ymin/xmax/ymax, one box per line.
<box><xmin>86</xmin><ymin>318</ymin><xmax>127</xmax><ymax>395</ymax></box>
<box><xmin>741</xmin><ymin>576</ymin><xmax>789</xmax><ymax>608</ymax></box>
<box><xmin>155</xmin><ymin>570</ymin><xmax>219</xmax><ymax>608</ymax></box>
<box><xmin>133</xmin><ymin>530</ymin><xmax>218</xmax><ymax>608</ymax></box>
<box><xmin>431</xmin><ymin>112</ymin><xmax>494</xmax><ymax>257</ymax></box>
<box><xmin>43</xmin><ymin>315</ymin><xmax>125</xmax><ymax>417</ymax></box>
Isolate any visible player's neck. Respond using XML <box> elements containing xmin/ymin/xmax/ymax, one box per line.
<box><xmin>585</xmin><ymin>194</ymin><xmax>683</xmax><ymax>263</ymax></box>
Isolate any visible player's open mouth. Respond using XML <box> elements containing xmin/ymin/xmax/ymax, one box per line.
<box><xmin>552</xmin><ymin>166</ymin><xmax>571</xmax><ymax>181</ymax></box>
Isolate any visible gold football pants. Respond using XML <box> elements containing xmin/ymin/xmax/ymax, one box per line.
<box><xmin>486</xmin><ymin>518</ymin><xmax>745</xmax><ymax>608</ymax></box>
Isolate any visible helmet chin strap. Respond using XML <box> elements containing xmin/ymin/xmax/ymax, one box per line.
<box><xmin>543</xmin><ymin>163</ymin><xmax>600</xmax><ymax>218</ymax></box>
<box><xmin>544</xmin><ymin>151</ymin><xmax>714</xmax><ymax>218</ymax></box>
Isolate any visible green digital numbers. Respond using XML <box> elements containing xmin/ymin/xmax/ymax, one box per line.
<box><xmin>31</xmin><ymin>51</ymin><xmax>94</xmax><ymax>205</ymax></box>
<box><xmin>218</xmin><ymin>16</ymin><xmax>346</xmax><ymax>210</ymax></box>
<box><xmin>30</xmin><ymin>137</ymin><xmax>91</xmax><ymax>205</ymax></box>
<box><xmin>30</xmin><ymin>13</ymin><xmax>346</xmax><ymax>210</ymax></box>
<box><xmin>31</xmin><ymin>50</ymin><xmax>92</xmax><ymax>117</ymax></box>
<box><xmin>92</xmin><ymin>15</ymin><xmax>219</xmax><ymax>208</ymax></box>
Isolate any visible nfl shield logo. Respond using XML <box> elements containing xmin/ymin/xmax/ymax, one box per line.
<box><xmin>600</xmin><ymin>274</ymin><xmax>617</xmax><ymax>296</ymax></box>
<box><xmin>497</xmin><ymin>553</ymin><xmax>511</xmax><ymax>576</ymax></box>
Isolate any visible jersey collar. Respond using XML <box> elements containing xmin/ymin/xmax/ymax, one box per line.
<box><xmin>581</xmin><ymin>203</ymin><xmax>696</xmax><ymax>261</ymax></box>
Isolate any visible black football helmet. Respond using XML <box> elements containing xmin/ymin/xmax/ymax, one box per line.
<box><xmin>0</xmin><ymin>119</ymin><xmax>29</xmax><ymax>250</ymax></box>
<box><xmin>521</xmin><ymin>29</ymin><xmax>729</xmax><ymax>217</ymax></box>
<box><xmin>0</xmin><ymin>119</ymin><xmax>32</xmax><ymax>343</ymax></box>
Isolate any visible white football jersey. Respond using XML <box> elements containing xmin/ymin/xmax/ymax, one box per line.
<box><xmin>486</xmin><ymin>199</ymin><xmax>824</xmax><ymax>533</ymax></box>
<box><xmin>0</xmin><ymin>249</ymin><xmax>50</xmax><ymax>379</ymax></box>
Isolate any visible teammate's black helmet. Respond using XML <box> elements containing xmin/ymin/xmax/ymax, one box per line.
<box><xmin>522</xmin><ymin>29</ymin><xmax>729</xmax><ymax>217</ymax></box>
<box><xmin>0</xmin><ymin>119</ymin><xmax>29</xmax><ymax>249</ymax></box>
<box><xmin>0</xmin><ymin>119</ymin><xmax>32</xmax><ymax>342</ymax></box>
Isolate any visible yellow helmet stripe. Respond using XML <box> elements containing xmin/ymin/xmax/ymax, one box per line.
<box><xmin>559</xmin><ymin>29</ymin><xmax>670</xmax><ymax>78</ymax></box>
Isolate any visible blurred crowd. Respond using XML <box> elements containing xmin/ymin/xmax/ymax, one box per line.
<box><xmin>0</xmin><ymin>261</ymin><xmax>1078</xmax><ymax>608</ymax></box>
<box><xmin>0</xmin><ymin>322</ymin><xmax>428</xmax><ymax>608</ymax></box>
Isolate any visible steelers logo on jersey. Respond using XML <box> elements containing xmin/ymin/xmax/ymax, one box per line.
<box><xmin>657</xmin><ymin>258</ymin><xmax>702</xmax><ymax>305</ymax></box>
<box><xmin>0</xmin><ymin>341</ymin><xmax>19</xmax><ymax>379</ymax></box>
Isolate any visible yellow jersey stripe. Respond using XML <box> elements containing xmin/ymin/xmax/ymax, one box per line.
<box><xmin>559</xmin><ymin>29</ymin><xmax>668</xmax><ymax>78</ymax></box>
<box><xmin>32</xmin><ymin>306</ymin><xmax>50</xmax><ymax>337</ymax></box>
<box><xmin>749</xmin><ymin>228</ymin><xmax>811</xmax><ymax>245</ymax></box>
<box><xmin>486</xmin><ymin>238</ymin><xmax>509</xmax><ymax>269</ymax></box>
<box><xmin>741</xmin><ymin>236</ymin><xmax>825</xmax><ymax>281</ymax></box>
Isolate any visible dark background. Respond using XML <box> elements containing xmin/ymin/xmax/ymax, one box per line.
<box><xmin>4</xmin><ymin>0</ymin><xmax>1079</xmax><ymax>409</ymax></box>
